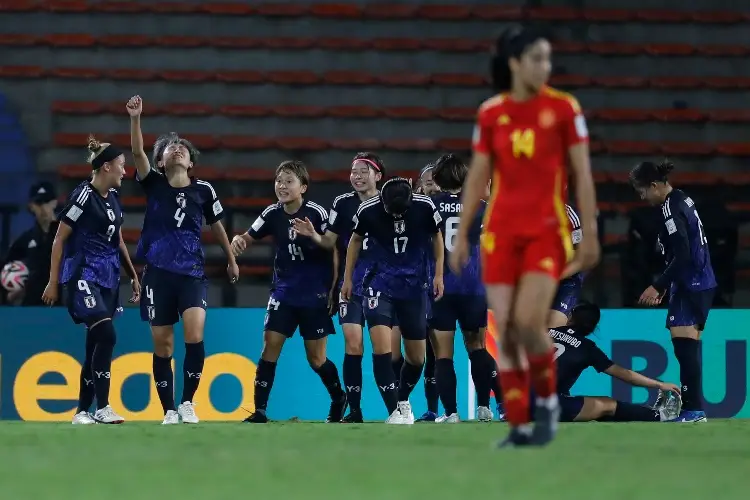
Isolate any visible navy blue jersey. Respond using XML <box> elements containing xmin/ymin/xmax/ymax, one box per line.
<box><xmin>59</xmin><ymin>181</ymin><xmax>123</xmax><ymax>289</ymax></box>
<box><xmin>136</xmin><ymin>169</ymin><xmax>224</xmax><ymax>278</ymax></box>
<box><xmin>560</xmin><ymin>204</ymin><xmax>585</xmax><ymax>288</ymax></box>
<box><xmin>433</xmin><ymin>192</ymin><xmax>485</xmax><ymax>295</ymax></box>
<box><xmin>550</xmin><ymin>326</ymin><xmax>613</xmax><ymax>395</ymax></box>
<box><xmin>655</xmin><ymin>189</ymin><xmax>717</xmax><ymax>294</ymax></box>
<box><xmin>328</xmin><ymin>191</ymin><xmax>375</xmax><ymax>292</ymax></box>
<box><xmin>353</xmin><ymin>194</ymin><xmax>441</xmax><ymax>299</ymax></box>
<box><xmin>248</xmin><ymin>200</ymin><xmax>332</xmax><ymax>307</ymax></box>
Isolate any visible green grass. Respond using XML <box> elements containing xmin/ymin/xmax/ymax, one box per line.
<box><xmin>1</xmin><ymin>420</ymin><xmax>749</xmax><ymax>499</ymax></box>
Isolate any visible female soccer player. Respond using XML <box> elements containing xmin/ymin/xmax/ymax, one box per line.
<box><xmin>341</xmin><ymin>177</ymin><xmax>444</xmax><ymax>424</ymax></box>
<box><xmin>630</xmin><ymin>160</ymin><xmax>716</xmax><ymax>423</ymax></box>
<box><xmin>232</xmin><ymin>160</ymin><xmax>347</xmax><ymax>423</ymax></box>
<box><xmin>549</xmin><ymin>302</ymin><xmax>681</xmax><ymax>422</ymax></box>
<box><xmin>42</xmin><ymin>136</ymin><xmax>140</xmax><ymax>425</ymax></box>
<box><xmin>547</xmin><ymin>205</ymin><xmax>585</xmax><ymax>328</ymax></box>
<box><xmin>450</xmin><ymin>26</ymin><xmax>600</xmax><ymax>447</ymax></box>
<box><xmin>292</xmin><ymin>152</ymin><xmax>383</xmax><ymax>423</ymax></box>
<box><xmin>127</xmin><ymin>95</ymin><xmax>239</xmax><ymax>425</ymax></box>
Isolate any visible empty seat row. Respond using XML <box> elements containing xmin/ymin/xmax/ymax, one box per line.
<box><xmin>52</xmin><ymin>133</ymin><xmax>750</xmax><ymax>157</ymax></box>
<box><xmin>599</xmin><ymin>201</ymin><xmax>750</xmax><ymax>214</ymax></box>
<box><xmin>2</xmin><ymin>33</ymin><xmax>748</xmax><ymax>58</ymax></box>
<box><xmin>5</xmin><ymin>66</ymin><xmax>750</xmax><ymax>90</ymax></box>
<box><xmin>51</xmin><ymin>101</ymin><xmax>750</xmax><ymax>124</ymax></box>
<box><xmin>2</xmin><ymin>1</ymin><xmax>748</xmax><ymax>23</ymax></box>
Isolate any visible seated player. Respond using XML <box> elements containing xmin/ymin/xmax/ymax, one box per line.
<box><xmin>341</xmin><ymin>177</ymin><xmax>444</xmax><ymax>424</ymax></box>
<box><xmin>232</xmin><ymin>160</ymin><xmax>347</xmax><ymax>423</ymax></box>
<box><xmin>550</xmin><ymin>302</ymin><xmax>681</xmax><ymax>422</ymax></box>
<box><xmin>292</xmin><ymin>152</ymin><xmax>384</xmax><ymax>423</ymax></box>
<box><xmin>548</xmin><ymin>205</ymin><xmax>585</xmax><ymax>328</ymax></box>
<box><xmin>42</xmin><ymin>135</ymin><xmax>140</xmax><ymax>425</ymax></box>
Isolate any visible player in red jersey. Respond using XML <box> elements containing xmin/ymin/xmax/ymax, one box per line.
<box><xmin>450</xmin><ymin>26</ymin><xmax>600</xmax><ymax>447</ymax></box>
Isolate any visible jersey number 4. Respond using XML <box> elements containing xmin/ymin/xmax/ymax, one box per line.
<box><xmin>511</xmin><ymin>128</ymin><xmax>535</xmax><ymax>159</ymax></box>
<box><xmin>174</xmin><ymin>208</ymin><xmax>186</xmax><ymax>228</ymax></box>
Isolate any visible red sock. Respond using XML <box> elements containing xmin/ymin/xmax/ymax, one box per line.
<box><xmin>498</xmin><ymin>369</ymin><xmax>530</xmax><ymax>426</ymax></box>
<box><xmin>528</xmin><ymin>349</ymin><xmax>557</xmax><ymax>399</ymax></box>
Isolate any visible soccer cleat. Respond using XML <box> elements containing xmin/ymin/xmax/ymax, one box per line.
<box><xmin>476</xmin><ymin>406</ymin><xmax>494</xmax><ymax>422</ymax></box>
<box><xmin>243</xmin><ymin>410</ymin><xmax>269</xmax><ymax>423</ymax></box>
<box><xmin>531</xmin><ymin>395</ymin><xmax>560</xmax><ymax>446</ymax></box>
<box><xmin>178</xmin><ymin>401</ymin><xmax>199</xmax><ymax>424</ymax></box>
<box><xmin>385</xmin><ymin>401</ymin><xmax>415</xmax><ymax>425</ymax></box>
<box><xmin>668</xmin><ymin>410</ymin><xmax>707</xmax><ymax>423</ymax></box>
<box><xmin>341</xmin><ymin>408</ymin><xmax>364</xmax><ymax>423</ymax></box>
<box><xmin>416</xmin><ymin>411</ymin><xmax>438</xmax><ymax>422</ymax></box>
<box><xmin>496</xmin><ymin>402</ymin><xmax>507</xmax><ymax>422</ymax></box>
<box><xmin>72</xmin><ymin>411</ymin><xmax>96</xmax><ymax>425</ymax></box>
<box><xmin>326</xmin><ymin>394</ymin><xmax>348</xmax><ymax>423</ymax></box>
<box><xmin>435</xmin><ymin>413</ymin><xmax>460</xmax><ymax>423</ymax></box>
<box><xmin>497</xmin><ymin>427</ymin><xmax>533</xmax><ymax>449</ymax></box>
<box><xmin>162</xmin><ymin>410</ymin><xmax>180</xmax><ymax>425</ymax></box>
<box><xmin>656</xmin><ymin>391</ymin><xmax>682</xmax><ymax>421</ymax></box>
<box><xmin>93</xmin><ymin>405</ymin><xmax>125</xmax><ymax>424</ymax></box>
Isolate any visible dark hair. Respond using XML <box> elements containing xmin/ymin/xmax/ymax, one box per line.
<box><xmin>276</xmin><ymin>160</ymin><xmax>310</xmax><ymax>186</ymax></box>
<box><xmin>352</xmin><ymin>152</ymin><xmax>385</xmax><ymax>176</ymax></box>
<box><xmin>381</xmin><ymin>177</ymin><xmax>413</xmax><ymax>216</ymax></box>
<box><xmin>569</xmin><ymin>302</ymin><xmax>601</xmax><ymax>336</ymax></box>
<box><xmin>152</xmin><ymin>132</ymin><xmax>200</xmax><ymax>171</ymax></box>
<box><xmin>629</xmin><ymin>159</ymin><xmax>675</xmax><ymax>188</ymax></box>
<box><xmin>432</xmin><ymin>153</ymin><xmax>467</xmax><ymax>191</ymax></box>
<box><xmin>491</xmin><ymin>25</ymin><xmax>547</xmax><ymax>92</ymax></box>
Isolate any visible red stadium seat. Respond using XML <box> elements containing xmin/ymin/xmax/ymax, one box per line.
<box><xmin>592</xmin><ymin>76</ymin><xmax>647</xmax><ymax>88</ymax></box>
<box><xmin>236</xmin><ymin>265</ymin><xmax>273</xmax><ymax>277</ymax></box>
<box><xmin>549</xmin><ymin>74</ymin><xmax>593</xmax><ymax>87</ymax></box>
<box><xmin>41</xmin><ymin>0</ymin><xmax>89</xmax><ymax>13</ymax></box>
<box><xmin>660</xmin><ymin>142</ymin><xmax>715</xmax><ymax>156</ymax></box>
<box><xmin>644</xmin><ymin>43</ymin><xmax>695</xmax><ymax>56</ymax></box>
<box><xmin>275</xmin><ymin>137</ymin><xmax>328</xmax><ymax>151</ymax></box>
<box><xmin>58</xmin><ymin>164</ymin><xmax>95</xmax><ymax>178</ymax></box>
<box><xmin>591</xmin><ymin>171</ymin><xmax>611</xmax><ymax>184</ymax></box>
<box><xmin>219</xmin><ymin>105</ymin><xmax>270</xmax><ymax>117</ymax></box>
<box><xmin>437</xmin><ymin>107</ymin><xmax>475</xmax><ymax>121</ymax></box>
<box><xmin>97</xmin><ymin>34</ymin><xmax>152</xmax><ymax>47</ymax></box>
<box><xmin>321</xmin><ymin>71</ymin><xmax>374</xmax><ymax>85</ymax></box>
<box><xmin>421</xmin><ymin>38</ymin><xmax>487</xmax><ymax>52</ymax></box>
<box><xmin>0</xmin><ymin>0</ymin><xmax>36</xmax><ymax>11</ymax></box>
<box><xmin>267</xmin><ymin>70</ymin><xmax>320</xmax><ymax>85</ymax></box>
<box><xmin>383</xmin><ymin>138</ymin><xmax>438</xmax><ymax>151</ymax></box>
<box><xmin>383</xmin><ymin>107</ymin><xmax>435</xmax><ymax>120</ymax></box>
<box><xmin>309</xmin><ymin>3</ymin><xmax>362</xmax><ymax>18</ymax></box>
<box><xmin>650</xmin><ymin>109</ymin><xmax>706</xmax><ymax>122</ymax></box>
<box><xmin>372</xmin><ymin>38</ymin><xmax>422</xmax><ymax>51</ymax></box>
<box><xmin>437</xmin><ymin>138</ymin><xmax>471</xmax><ymax>151</ymax></box>
<box><xmin>326</xmin><ymin>106</ymin><xmax>381</xmax><ymax>118</ymax></box>
<box><xmin>604</xmin><ymin>141</ymin><xmax>659</xmax><ymax>155</ymax></box>
<box><xmin>92</xmin><ymin>1</ymin><xmax>151</xmax><ymax>13</ymax></box>
<box><xmin>159</xmin><ymin>70</ymin><xmax>212</xmax><ymax>82</ymax></box>
<box><xmin>154</xmin><ymin>36</ymin><xmax>206</xmax><ymax>48</ymax></box>
<box><xmin>220</xmin><ymin>136</ymin><xmax>274</xmax><ymax>150</ymax></box>
<box><xmin>691</xmin><ymin>11</ymin><xmax>744</xmax><ymax>24</ymax></box>
<box><xmin>215</xmin><ymin>70</ymin><xmax>265</xmax><ymax>83</ymax></box>
<box><xmin>527</xmin><ymin>7</ymin><xmax>581</xmax><ymax>21</ymax></box>
<box><xmin>588</xmin><ymin>42</ymin><xmax>641</xmax><ymax>56</ymax></box>
<box><xmin>0</xmin><ymin>34</ymin><xmax>39</xmax><ymax>46</ymax></box>
<box><xmin>431</xmin><ymin>73</ymin><xmax>486</xmax><ymax>86</ymax></box>
<box><xmin>553</xmin><ymin>41</ymin><xmax>587</xmax><ymax>54</ymax></box>
<box><xmin>720</xmin><ymin>173</ymin><xmax>750</xmax><ymax>184</ymax></box>
<box><xmin>161</xmin><ymin>103</ymin><xmax>214</xmax><ymax>116</ymax></box>
<box><xmin>705</xmin><ymin>77</ymin><xmax>750</xmax><ymax>89</ymax></box>
<box><xmin>650</xmin><ymin>76</ymin><xmax>703</xmax><ymax>89</ymax></box>
<box><xmin>148</xmin><ymin>2</ymin><xmax>201</xmax><ymax>13</ymax></box>
<box><xmin>378</xmin><ymin>73</ymin><xmax>431</xmax><ymax>86</ymax></box>
<box><xmin>362</xmin><ymin>4</ymin><xmax>417</xmax><ymax>19</ymax></box>
<box><xmin>470</xmin><ymin>6</ymin><xmax>523</xmax><ymax>21</ymax></box>
<box><xmin>582</xmin><ymin>9</ymin><xmax>635</xmax><ymax>22</ymax></box>
<box><xmin>328</xmin><ymin>138</ymin><xmax>383</xmax><ymax>150</ymax></box>
<box><xmin>717</xmin><ymin>143</ymin><xmax>750</xmax><ymax>156</ymax></box>
<box><xmin>54</xmin><ymin>133</ymin><xmax>92</xmax><ymax>147</ymax></box>
<box><xmin>669</xmin><ymin>172</ymin><xmax>720</xmax><ymax>185</ymax></box>
<box><xmin>226</xmin><ymin>169</ymin><xmax>275</xmax><ymax>181</ymax></box>
<box><xmin>108</xmin><ymin>68</ymin><xmax>157</xmax><ymax>80</ymax></box>
<box><xmin>593</xmin><ymin>108</ymin><xmax>650</xmax><ymax>121</ymax></box>
<box><xmin>254</xmin><ymin>3</ymin><xmax>308</xmax><ymax>17</ymax></box>
<box><xmin>182</xmin><ymin>135</ymin><xmax>220</xmax><ymax>150</ymax></box>
<box><xmin>225</xmin><ymin>197</ymin><xmax>277</xmax><ymax>208</ymax></box>
<box><xmin>318</xmin><ymin>37</ymin><xmax>372</xmax><ymax>50</ymax></box>
<box><xmin>191</xmin><ymin>167</ymin><xmax>224</xmax><ymax>181</ymax></box>
<box><xmin>272</xmin><ymin>105</ymin><xmax>326</xmax><ymax>118</ymax></box>
<box><xmin>199</xmin><ymin>3</ymin><xmax>255</xmax><ymax>15</ymax></box>
<box><xmin>261</xmin><ymin>37</ymin><xmax>315</xmax><ymax>50</ymax></box>
<box><xmin>707</xmin><ymin>110</ymin><xmax>750</xmax><ymax>122</ymax></box>
<box><xmin>697</xmin><ymin>45</ymin><xmax>749</xmax><ymax>57</ymax></box>
<box><xmin>635</xmin><ymin>10</ymin><xmax>691</xmax><ymax>22</ymax></box>
<box><xmin>211</xmin><ymin>37</ymin><xmax>263</xmax><ymax>49</ymax></box>
<box><xmin>51</xmin><ymin>101</ymin><xmax>104</xmax><ymax>114</ymax></box>
<box><xmin>416</xmin><ymin>5</ymin><xmax>471</xmax><ymax>20</ymax></box>
<box><xmin>588</xmin><ymin>140</ymin><xmax>605</xmax><ymax>154</ymax></box>
<box><xmin>49</xmin><ymin>67</ymin><xmax>101</xmax><ymax>79</ymax></box>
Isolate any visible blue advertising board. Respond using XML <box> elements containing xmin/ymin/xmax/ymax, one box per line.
<box><xmin>0</xmin><ymin>308</ymin><xmax>748</xmax><ymax>420</ymax></box>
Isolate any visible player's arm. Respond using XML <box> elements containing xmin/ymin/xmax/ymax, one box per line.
<box><xmin>43</xmin><ymin>221</ymin><xmax>73</xmax><ymax>305</ymax></box>
<box><xmin>426</xmin><ymin>198</ymin><xmax>445</xmax><ymax>300</ymax></box>
<box><xmin>292</xmin><ymin>201</ymin><xmax>345</xmax><ymax>250</ymax></box>
<box><xmin>126</xmin><ymin>95</ymin><xmax>152</xmax><ymax>181</ymax></box>
<box><xmin>605</xmin><ymin>364</ymin><xmax>677</xmax><ymax>392</ymax></box>
<box><xmin>653</xmin><ymin>204</ymin><xmax>691</xmax><ymax>295</ymax></box>
<box><xmin>341</xmin><ymin>210</ymin><xmax>366</xmax><ymax>301</ymax></box>
<box><xmin>233</xmin><ymin>206</ymin><xmax>275</xmax><ymax>256</ymax></box>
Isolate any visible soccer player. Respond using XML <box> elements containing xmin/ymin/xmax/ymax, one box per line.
<box><xmin>549</xmin><ymin>302</ymin><xmax>681</xmax><ymax>422</ymax></box>
<box><xmin>292</xmin><ymin>152</ymin><xmax>384</xmax><ymax>423</ymax></box>
<box><xmin>450</xmin><ymin>26</ymin><xmax>600</xmax><ymax>447</ymax></box>
<box><xmin>127</xmin><ymin>95</ymin><xmax>239</xmax><ymax>425</ymax></box>
<box><xmin>341</xmin><ymin>177</ymin><xmax>444</xmax><ymax>424</ymax></box>
<box><xmin>42</xmin><ymin>136</ymin><xmax>140</xmax><ymax>425</ymax></box>
<box><xmin>429</xmin><ymin>154</ymin><xmax>496</xmax><ymax>423</ymax></box>
<box><xmin>630</xmin><ymin>159</ymin><xmax>716</xmax><ymax>423</ymax></box>
<box><xmin>231</xmin><ymin>160</ymin><xmax>347</xmax><ymax>423</ymax></box>
<box><xmin>548</xmin><ymin>205</ymin><xmax>585</xmax><ymax>328</ymax></box>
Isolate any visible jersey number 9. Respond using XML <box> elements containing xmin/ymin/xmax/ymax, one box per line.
<box><xmin>105</xmin><ymin>224</ymin><xmax>116</xmax><ymax>242</ymax></box>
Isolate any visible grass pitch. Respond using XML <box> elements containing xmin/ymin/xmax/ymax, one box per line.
<box><xmin>1</xmin><ymin>420</ymin><xmax>749</xmax><ymax>499</ymax></box>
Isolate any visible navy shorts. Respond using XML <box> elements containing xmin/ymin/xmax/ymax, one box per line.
<box><xmin>430</xmin><ymin>294</ymin><xmax>487</xmax><ymax>332</ymax></box>
<box><xmin>338</xmin><ymin>293</ymin><xmax>366</xmax><ymax>327</ymax></box>
<box><xmin>63</xmin><ymin>280</ymin><xmax>122</xmax><ymax>326</ymax></box>
<box><xmin>265</xmin><ymin>297</ymin><xmax>335</xmax><ymax>340</ymax></box>
<box><xmin>140</xmin><ymin>265</ymin><xmax>207</xmax><ymax>326</ymax></box>
<box><xmin>667</xmin><ymin>287</ymin><xmax>715</xmax><ymax>330</ymax></box>
<box><xmin>364</xmin><ymin>289</ymin><xmax>427</xmax><ymax>340</ymax></box>
<box><xmin>559</xmin><ymin>394</ymin><xmax>585</xmax><ymax>422</ymax></box>
<box><xmin>551</xmin><ymin>280</ymin><xmax>582</xmax><ymax>316</ymax></box>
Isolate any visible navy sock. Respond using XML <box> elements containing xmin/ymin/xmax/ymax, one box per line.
<box><xmin>468</xmin><ymin>348</ymin><xmax>493</xmax><ymax>408</ymax></box>
<box><xmin>181</xmin><ymin>341</ymin><xmax>205</xmax><ymax>404</ymax></box>
<box><xmin>153</xmin><ymin>354</ymin><xmax>175</xmax><ymax>413</ymax></box>
<box><xmin>435</xmin><ymin>358</ymin><xmax>458</xmax><ymax>415</ymax></box>
<box><xmin>90</xmin><ymin>320</ymin><xmax>116</xmax><ymax>410</ymax></box>
<box><xmin>343</xmin><ymin>354</ymin><xmax>363</xmax><ymax>410</ymax></box>
<box><xmin>398</xmin><ymin>360</ymin><xmax>424</xmax><ymax>401</ymax></box>
<box><xmin>672</xmin><ymin>338</ymin><xmax>703</xmax><ymax>411</ymax></box>
<box><xmin>611</xmin><ymin>401</ymin><xmax>661</xmax><ymax>422</ymax></box>
<box><xmin>77</xmin><ymin>326</ymin><xmax>96</xmax><ymax>413</ymax></box>
<box><xmin>424</xmin><ymin>341</ymin><xmax>439</xmax><ymax>413</ymax></box>
<box><xmin>392</xmin><ymin>356</ymin><xmax>404</xmax><ymax>388</ymax></box>
<box><xmin>374</xmin><ymin>353</ymin><xmax>398</xmax><ymax>414</ymax></box>
<box><xmin>254</xmin><ymin>359</ymin><xmax>277</xmax><ymax>412</ymax></box>
<box><xmin>313</xmin><ymin>358</ymin><xmax>345</xmax><ymax>400</ymax></box>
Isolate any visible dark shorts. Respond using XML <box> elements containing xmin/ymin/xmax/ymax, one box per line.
<box><xmin>63</xmin><ymin>280</ymin><xmax>122</xmax><ymax>326</ymax></box>
<box><xmin>551</xmin><ymin>281</ymin><xmax>582</xmax><ymax>316</ymax></box>
<box><xmin>140</xmin><ymin>265</ymin><xmax>208</xmax><ymax>326</ymax></box>
<box><xmin>430</xmin><ymin>294</ymin><xmax>487</xmax><ymax>332</ymax></box>
<box><xmin>666</xmin><ymin>287</ymin><xmax>715</xmax><ymax>330</ymax></box>
<box><xmin>559</xmin><ymin>394</ymin><xmax>585</xmax><ymax>422</ymax></box>
<box><xmin>338</xmin><ymin>293</ymin><xmax>366</xmax><ymax>327</ymax></box>
<box><xmin>364</xmin><ymin>289</ymin><xmax>427</xmax><ymax>340</ymax></box>
<box><xmin>266</xmin><ymin>297</ymin><xmax>335</xmax><ymax>340</ymax></box>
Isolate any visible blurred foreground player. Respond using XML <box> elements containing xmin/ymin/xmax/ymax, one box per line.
<box><xmin>341</xmin><ymin>178</ymin><xmax>444</xmax><ymax>424</ymax></box>
<box><xmin>630</xmin><ymin>159</ymin><xmax>716</xmax><ymax>423</ymax></box>
<box><xmin>232</xmin><ymin>161</ymin><xmax>346</xmax><ymax>423</ymax></box>
<box><xmin>450</xmin><ymin>26</ymin><xmax>600</xmax><ymax>447</ymax></box>
<box><xmin>43</xmin><ymin>136</ymin><xmax>140</xmax><ymax>424</ymax></box>
<box><xmin>547</xmin><ymin>205</ymin><xmax>585</xmax><ymax>328</ymax></box>
<box><xmin>128</xmin><ymin>96</ymin><xmax>239</xmax><ymax>425</ymax></box>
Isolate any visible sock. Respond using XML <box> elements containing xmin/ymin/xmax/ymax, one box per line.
<box><xmin>313</xmin><ymin>358</ymin><xmax>345</xmax><ymax>400</ymax></box>
<box><xmin>254</xmin><ymin>359</ymin><xmax>277</xmax><ymax>412</ymax></box>
<box><xmin>468</xmin><ymin>349</ymin><xmax>492</xmax><ymax>408</ymax></box>
<box><xmin>528</xmin><ymin>348</ymin><xmax>557</xmax><ymax>399</ymax></box>
<box><xmin>90</xmin><ymin>320</ymin><xmax>116</xmax><ymax>410</ymax></box>
<box><xmin>373</xmin><ymin>353</ymin><xmax>398</xmax><ymax>414</ymax></box>
<box><xmin>343</xmin><ymin>354</ymin><xmax>363</xmax><ymax>411</ymax></box>
<box><xmin>435</xmin><ymin>358</ymin><xmax>458</xmax><ymax>415</ymax></box>
<box><xmin>152</xmin><ymin>354</ymin><xmax>176</xmax><ymax>413</ymax></box>
<box><xmin>392</xmin><ymin>356</ymin><xmax>404</xmax><ymax>388</ymax></box>
<box><xmin>398</xmin><ymin>360</ymin><xmax>424</xmax><ymax>401</ymax></box>
<box><xmin>498</xmin><ymin>369</ymin><xmax>531</xmax><ymax>426</ymax></box>
<box><xmin>611</xmin><ymin>401</ymin><xmax>661</xmax><ymax>422</ymax></box>
<box><xmin>181</xmin><ymin>341</ymin><xmax>205</xmax><ymax>404</ymax></box>
<box><xmin>424</xmin><ymin>343</ymin><xmax>439</xmax><ymax>413</ymax></box>
<box><xmin>672</xmin><ymin>338</ymin><xmax>703</xmax><ymax>411</ymax></box>
<box><xmin>77</xmin><ymin>327</ymin><xmax>96</xmax><ymax>413</ymax></box>
<box><xmin>491</xmin><ymin>362</ymin><xmax>503</xmax><ymax>406</ymax></box>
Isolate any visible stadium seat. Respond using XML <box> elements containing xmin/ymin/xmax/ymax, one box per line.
<box><xmin>199</xmin><ymin>3</ymin><xmax>256</xmax><ymax>15</ymax></box>
<box><xmin>0</xmin><ymin>66</ymin><xmax>45</xmax><ymax>78</ymax></box>
<box><xmin>327</xmin><ymin>106</ymin><xmax>381</xmax><ymax>118</ymax></box>
<box><xmin>98</xmin><ymin>34</ymin><xmax>151</xmax><ymax>47</ymax></box>
<box><xmin>226</xmin><ymin>169</ymin><xmax>275</xmax><ymax>181</ymax></box>
<box><xmin>383</xmin><ymin>107</ymin><xmax>435</xmax><ymax>120</ymax></box>
<box><xmin>668</xmin><ymin>172</ymin><xmax>720</xmax><ymax>185</ymax></box>
<box><xmin>372</xmin><ymin>38</ymin><xmax>422</xmax><ymax>51</ymax></box>
<box><xmin>219</xmin><ymin>105</ymin><xmax>270</xmax><ymax>117</ymax></box>
<box><xmin>592</xmin><ymin>109</ymin><xmax>650</xmax><ymax>121</ymax></box>
<box><xmin>697</xmin><ymin>45</ymin><xmax>749</xmax><ymax>57</ymax></box>
<box><xmin>318</xmin><ymin>37</ymin><xmax>372</xmax><ymax>50</ymax></box>
<box><xmin>361</xmin><ymin>4</ymin><xmax>418</xmax><ymax>19</ymax></box>
<box><xmin>422</xmin><ymin>38</ymin><xmax>486</xmax><ymax>53</ymax></box>
<box><xmin>328</xmin><ymin>138</ymin><xmax>383</xmax><ymax>150</ymax></box>
<box><xmin>711</xmin><ymin>110</ymin><xmax>750</xmax><ymax>122</ymax></box>
<box><xmin>254</xmin><ymin>3</ymin><xmax>308</xmax><ymax>17</ymax></box>
<box><xmin>470</xmin><ymin>6</ymin><xmax>523</xmax><ymax>21</ymax></box>
<box><xmin>635</xmin><ymin>10</ymin><xmax>691</xmax><ymax>22</ymax></box>
<box><xmin>274</xmin><ymin>137</ymin><xmax>328</xmax><ymax>151</ymax></box>
<box><xmin>274</xmin><ymin>105</ymin><xmax>327</xmax><ymax>118</ymax></box>
<box><xmin>309</xmin><ymin>3</ymin><xmax>362</xmax><ymax>18</ymax></box>
<box><xmin>436</xmin><ymin>138</ymin><xmax>471</xmax><ymax>151</ymax></box>
<box><xmin>604</xmin><ymin>141</ymin><xmax>659</xmax><ymax>155</ymax></box>
<box><xmin>383</xmin><ymin>138</ymin><xmax>437</xmax><ymax>151</ymax></box>
<box><xmin>527</xmin><ymin>7</ymin><xmax>582</xmax><ymax>21</ymax></box>
<box><xmin>588</xmin><ymin>42</ymin><xmax>641</xmax><ymax>56</ymax></box>
<box><xmin>219</xmin><ymin>136</ymin><xmax>274</xmax><ymax>150</ymax></box>
<box><xmin>58</xmin><ymin>164</ymin><xmax>95</xmax><ymax>178</ymax></box>
<box><xmin>215</xmin><ymin>70</ymin><xmax>265</xmax><ymax>83</ymax></box>
<box><xmin>660</xmin><ymin>142</ymin><xmax>715</xmax><ymax>156</ymax></box>
<box><xmin>48</xmin><ymin>67</ymin><xmax>101</xmax><ymax>79</ymax></box>
<box><xmin>0</xmin><ymin>34</ymin><xmax>39</xmax><ymax>46</ymax></box>
<box><xmin>650</xmin><ymin>109</ymin><xmax>705</xmax><ymax>122</ymax></box>
<box><xmin>262</xmin><ymin>37</ymin><xmax>315</xmax><ymax>50</ymax></box>
<box><xmin>582</xmin><ymin>9</ymin><xmax>634</xmax><ymax>22</ymax></box>
<box><xmin>162</xmin><ymin>103</ymin><xmax>214</xmax><ymax>116</ymax></box>
<box><xmin>651</xmin><ymin>76</ymin><xmax>703</xmax><ymax>89</ymax></box>
<box><xmin>225</xmin><ymin>197</ymin><xmax>277</xmax><ymax>209</ymax></box>
<box><xmin>691</xmin><ymin>11</ymin><xmax>745</xmax><ymax>23</ymax></box>
<box><xmin>159</xmin><ymin>70</ymin><xmax>212</xmax><ymax>82</ymax></box>
<box><xmin>322</xmin><ymin>71</ymin><xmax>375</xmax><ymax>85</ymax></box>
<box><xmin>109</xmin><ymin>68</ymin><xmax>158</xmax><ymax>81</ymax></box>
<box><xmin>717</xmin><ymin>143</ymin><xmax>750</xmax><ymax>156</ymax></box>
<box><xmin>549</xmin><ymin>74</ymin><xmax>593</xmax><ymax>87</ymax></box>
<box><xmin>212</xmin><ymin>37</ymin><xmax>264</xmax><ymax>49</ymax></box>
<box><xmin>42</xmin><ymin>0</ymin><xmax>89</xmax><ymax>13</ymax></box>
<box><xmin>553</xmin><ymin>41</ymin><xmax>587</xmax><ymax>54</ymax></box>
<box><xmin>704</xmin><ymin>77</ymin><xmax>750</xmax><ymax>89</ymax></box>
<box><xmin>592</xmin><ymin>76</ymin><xmax>648</xmax><ymax>88</ymax></box>
<box><xmin>416</xmin><ymin>5</ymin><xmax>471</xmax><ymax>20</ymax></box>
<box><xmin>644</xmin><ymin>43</ymin><xmax>696</xmax><ymax>56</ymax></box>
<box><xmin>148</xmin><ymin>2</ymin><xmax>202</xmax><ymax>13</ymax></box>
<box><xmin>154</xmin><ymin>36</ymin><xmax>205</xmax><ymax>48</ymax></box>
<box><xmin>0</xmin><ymin>0</ymin><xmax>36</xmax><ymax>11</ymax></box>
<box><xmin>267</xmin><ymin>70</ymin><xmax>319</xmax><ymax>85</ymax></box>
<box><xmin>91</xmin><ymin>1</ymin><xmax>152</xmax><ymax>13</ymax></box>
<box><xmin>376</xmin><ymin>73</ymin><xmax>431</xmax><ymax>86</ymax></box>
<box><xmin>431</xmin><ymin>73</ymin><xmax>486</xmax><ymax>86</ymax></box>
<box><xmin>51</xmin><ymin>101</ymin><xmax>104</xmax><ymax>114</ymax></box>
<box><xmin>437</xmin><ymin>107</ymin><xmax>474</xmax><ymax>121</ymax></box>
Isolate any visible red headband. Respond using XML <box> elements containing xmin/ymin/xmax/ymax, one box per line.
<box><xmin>352</xmin><ymin>158</ymin><xmax>381</xmax><ymax>172</ymax></box>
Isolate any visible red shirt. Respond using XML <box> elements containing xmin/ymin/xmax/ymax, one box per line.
<box><xmin>473</xmin><ymin>86</ymin><xmax>588</xmax><ymax>237</ymax></box>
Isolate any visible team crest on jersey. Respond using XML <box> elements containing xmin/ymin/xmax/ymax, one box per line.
<box><xmin>106</xmin><ymin>209</ymin><xmax>115</xmax><ymax>222</ymax></box>
<box><xmin>339</xmin><ymin>303</ymin><xmax>347</xmax><ymax>318</ymax></box>
<box><xmin>176</xmin><ymin>193</ymin><xmax>187</xmax><ymax>210</ymax></box>
<box><xmin>288</xmin><ymin>226</ymin><xmax>297</xmax><ymax>241</ymax></box>
<box><xmin>539</xmin><ymin>108</ymin><xmax>556</xmax><ymax>129</ymax></box>
<box><xmin>394</xmin><ymin>219</ymin><xmax>406</xmax><ymax>234</ymax></box>
<box><xmin>84</xmin><ymin>295</ymin><xmax>97</xmax><ymax>309</ymax></box>
<box><xmin>367</xmin><ymin>296</ymin><xmax>379</xmax><ymax>309</ymax></box>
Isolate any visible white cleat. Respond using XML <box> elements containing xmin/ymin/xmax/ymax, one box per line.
<box><xmin>162</xmin><ymin>410</ymin><xmax>180</xmax><ymax>425</ymax></box>
<box><xmin>178</xmin><ymin>401</ymin><xmax>199</xmax><ymax>424</ymax></box>
<box><xmin>476</xmin><ymin>406</ymin><xmax>494</xmax><ymax>422</ymax></box>
<box><xmin>93</xmin><ymin>405</ymin><xmax>125</xmax><ymax>424</ymax></box>
<box><xmin>72</xmin><ymin>411</ymin><xmax>96</xmax><ymax>425</ymax></box>
<box><xmin>386</xmin><ymin>401</ymin><xmax>415</xmax><ymax>425</ymax></box>
<box><xmin>436</xmin><ymin>413</ymin><xmax>460</xmax><ymax>423</ymax></box>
